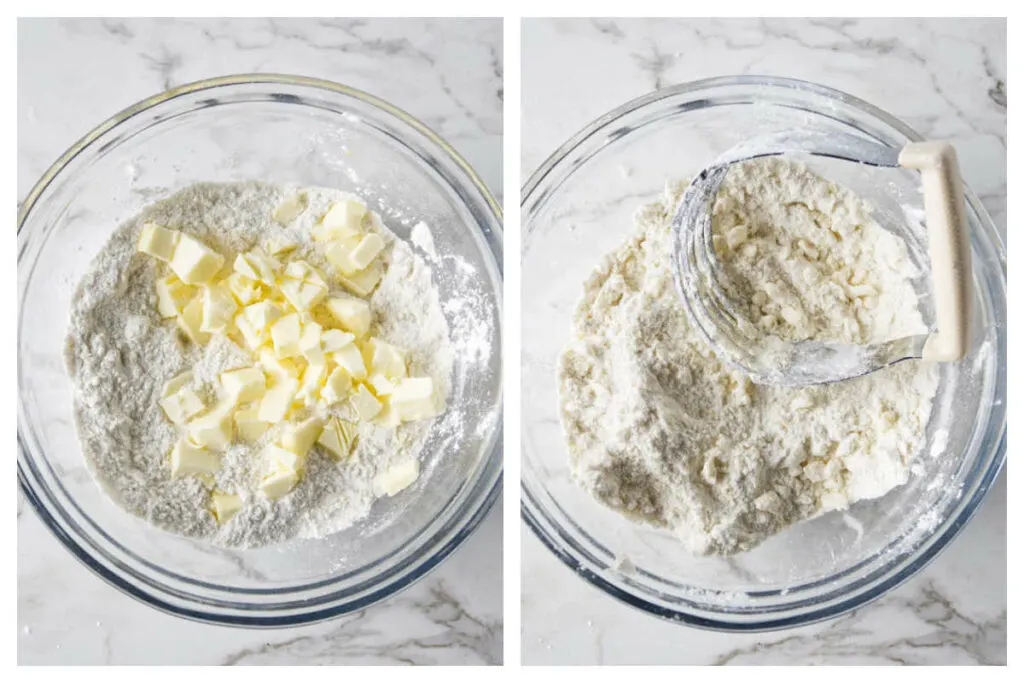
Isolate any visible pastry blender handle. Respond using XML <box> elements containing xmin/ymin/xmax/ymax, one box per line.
<box><xmin>898</xmin><ymin>141</ymin><xmax>972</xmax><ymax>362</ymax></box>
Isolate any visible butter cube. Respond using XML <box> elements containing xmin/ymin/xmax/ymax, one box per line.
<box><xmin>322</xmin><ymin>367</ymin><xmax>352</xmax><ymax>404</ymax></box>
<box><xmin>211</xmin><ymin>491</ymin><xmax>243</xmax><ymax>524</ymax></box>
<box><xmin>138</xmin><ymin>223</ymin><xmax>180</xmax><ymax>262</ymax></box>
<box><xmin>259</xmin><ymin>468</ymin><xmax>299</xmax><ymax>499</ymax></box>
<box><xmin>225</xmin><ymin>272</ymin><xmax>264</xmax><ymax>306</ymax></box>
<box><xmin>321</xmin><ymin>329</ymin><xmax>356</xmax><ymax>352</ymax></box>
<box><xmin>200</xmin><ymin>283</ymin><xmax>238</xmax><ymax>334</ymax></box>
<box><xmin>258</xmin><ymin>377</ymin><xmax>299</xmax><ymax>423</ymax></box>
<box><xmin>159</xmin><ymin>387</ymin><xmax>205</xmax><ymax>425</ymax></box>
<box><xmin>177</xmin><ymin>297</ymin><xmax>211</xmax><ymax>345</ymax></box>
<box><xmin>338</xmin><ymin>261</ymin><xmax>383</xmax><ymax>298</ymax></box>
<box><xmin>367</xmin><ymin>373</ymin><xmax>396</xmax><ymax>396</ymax></box>
<box><xmin>162</xmin><ymin>371</ymin><xmax>193</xmax><ymax>398</ymax></box>
<box><xmin>374</xmin><ymin>397</ymin><xmax>402</xmax><ymax>428</ymax></box>
<box><xmin>349</xmin><ymin>233</ymin><xmax>385</xmax><ymax>270</ymax></box>
<box><xmin>281</xmin><ymin>417</ymin><xmax>324</xmax><ymax>457</ymax></box>
<box><xmin>325</xmin><ymin>237</ymin><xmax>365</xmax><ymax>277</ymax></box>
<box><xmin>299</xmin><ymin>322</ymin><xmax>323</xmax><ymax>352</ymax></box>
<box><xmin>234</xmin><ymin>313</ymin><xmax>263</xmax><ymax>350</ymax></box>
<box><xmin>332</xmin><ymin>343</ymin><xmax>367</xmax><ymax>380</ymax></box>
<box><xmin>390</xmin><ymin>377</ymin><xmax>438</xmax><ymax>422</ymax></box>
<box><xmin>170</xmin><ymin>439</ymin><xmax>220</xmax><ymax>478</ymax></box>
<box><xmin>371</xmin><ymin>340</ymin><xmax>407</xmax><ymax>378</ymax></box>
<box><xmin>220</xmin><ymin>367</ymin><xmax>266</xmax><ymax>403</ymax></box>
<box><xmin>187</xmin><ymin>401</ymin><xmax>235</xmax><ymax>450</ymax></box>
<box><xmin>243</xmin><ymin>301</ymin><xmax>283</xmax><ymax>337</ymax></box>
<box><xmin>169</xmin><ymin>234</ymin><xmax>225</xmax><ymax>285</ymax></box>
<box><xmin>374</xmin><ymin>460</ymin><xmax>420</xmax><ymax>497</ymax></box>
<box><xmin>317</xmin><ymin>417</ymin><xmax>357</xmax><ymax>459</ymax></box>
<box><xmin>298</xmin><ymin>354</ymin><xmax>327</xmax><ymax>405</ymax></box>
<box><xmin>350</xmin><ymin>383</ymin><xmax>382</xmax><ymax>421</ymax></box>
<box><xmin>283</xmin><ymin>260</ymin><xmax>327</xmax><ymax>287</ymax></box>
<box><xmin>270</xmin><ymin>313</ymin><xmax>302</xmax><ymax>357</ymax></box>
<box><xmin>155</xmin><ymin>275</ymin><xmax>194</xmax><ymax>318</ymax></box>
<box><xmin>261</xmin><ymin>443</ymin><xmax>305</xmax><ymax>475</ymax></box>
<box><xmin>234</xmin><ymin>405</ymin><xmax>269</xmax><ymax>442</ymax></box>
<box><xmin>325</xmin><ymin>296</ymin><xmax>371</xmax><ymax>337</ymax></box>
<box><xmin>279</xmin><ymin>278</ymin><xmax>326</xmax><ymax>311</ymax></box>
<box><xmin>233</xmin><ymin>249</ymin><xmax>279</xmax><ymax>285</ymax></box>
<box><xmin>272</xmin><ymin>193</ymin><xmax>308</xmax><ymax>225</ymax></box>
<box><xmin>259</xmin><ymin>349</ymin><xmax>300</xmax><ymax>380</ymax></box>
<box><xmin>320</xmin><ymin>199</ymin><xmax>366</xmax><ymax>234</ymax></box>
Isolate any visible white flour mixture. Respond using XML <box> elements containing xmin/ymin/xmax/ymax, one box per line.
<box><xmin>558</xmin><ymin>158</ymin><xmax>939</xmax><ymax>555</ymax></box>
<box><xmin>64</xmin><ymin>182</ymin><xmax>452</xmax><ymax>548</ymax></box>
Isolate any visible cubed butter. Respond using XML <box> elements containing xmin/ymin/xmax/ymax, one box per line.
<box><xmin>138</xmin><ymin>223</ymin><xmax>180</xmax><ymax>262</ymax></box>
<box><xmin>325</xmin><ymin>296</ymin><xmax>371</xmax><ymax>337</ymax></box>
<box><xmin>200</xmin><ymin>283</ymin><xmax>238</xmax><ymax>334</ymax></box>
<box><xmin>349</xmin><ymin>233</ymin><xmax>385</xmax><ymax>270</ymax></box>
<box><xmin>259</xmin><ymin>349</ymin><xmax>300</xmax><ymax>380</ymax></box>
<box><xmin>233</xmin><ymin>249</ymin><xmax>279</xmax><ymax>285</ymax></box>
<box><xmin>281</xmin><ymin>417</ymin><xmax>324</xmax><ymax>457</ymax></box>
<box><xmin>374</xmin><ymin>460</ymin><xmax>420</xmax><ymax>497</ymax></box>
<box><xmin>325</xmin><ymin>237</ymin><xmax>365</xmax><ymax>277</ymax></box>
<box><xmin>266</xmin><ymin>237</ymin><xmax>299</xmax><ymax>255</ymax></box>
<box><xmin>169</xmin><ymin>234</ymin><xmax>225</xmax><ymax>285</ymax></box>
<box><xmin>234</xmin><ymin>405</ymin><xmax>269</xmax><ymax>442</ymax></box>
<box><xmin>367</xmin><ymin>373</ymin><xmax>396</xmax><ymax>396</ymax></box>
<box><xmin>234</xmin><ymin>312</ymin><xmax>263</xmax><ymax>350</ymax></box>
<box><xmin>170</xmin><ymin>438</ymin><xmax>220</xmax><ymax>478</ymax></box>
<box><xmin>177</xmin><ymin>297</ymin><xmax>211</xmax><ymax>345</ymax></box>
<box><xmin>211</xmin><ymin>492</ymin><xmax>242</xmax><ymax>524</ymax></box>
<box><xmin>258</xmin><ymin>377</ymin><xmax>299</xmax><ymax>423</ymax></box>
<box><xmin>259</xmin><ymin>468</ymin><xmax>299</xmax><ymax>499</ymax></box>
<box><xmin>371</xmin><ymin>340</ymin><xmax>407</xmax><ymax>378</ymax></box>
<box><xmin>220</xmin><ymin>367</ymin><xmax>266</xmax><ymax>403</ymax></box>
<box><xmin>320</xmin><ymin>199</ymin><xmax>366</xmax><ymax>234</ymax></box>
<box><xmin>321</xmin><ymin>329</ymin><xmax>356</xmax><ymax>352</ymax></box>
<box><xmin>261</xmin><ymin>442</ymin><xmax>305</xmax><ymax>475</ymax></box>
<box><xmin>374</xmin><ymin>398</ymin><xmax>402</xmax><ymax>428</ymax></box>
<box><xmin>338</xmin><ymin>261</ymin><xmax>383</xmax><ymax>298</ymax></box>
<box><xmin>317</xmin><ymin>417</ymin><xmax>357</xmax><ymax>459</ymax></box>
<box><xmin>350</xmin><ymin>383</ymin><xmax>382</xmax><ymax>421</ymax></box>
<box><xmin>155</xmin><ymin>274</ymin><xmax>194</xmax><ymax>318</ymax></box>
<box><xmin>187</xmin><ymin>401</ymin><xmax>235</xmax><ymax>450</ymax></box>
<box><xmin>279</xmin><ymin>278</ymin><xmax>326</xmax><ymax>311</ymax></box>
<box><xmin>272</xmin><ymin>193</ymin><xmax>308</xmax><ymax>225</ymax></box>
<box><xmin>299</xmin><ymin>322</ymin><xmax>323</xmax><ymax>352</ymax></box>
<box><xmin>270</xmin><ymin>313</ymin><xmax>302</xmax><ymax>357</ymax></box>
<box><xmin>159</xmin><ymin>387</ymin><xmax>205</xmax><ymax>425</ymax></box>
<box><xmin>225</xmin><ymin>272</ymin><xmax>264</xmax><ymax>306</ymax></box>
<box><xmin>389</xmin><ymin>377</ymin><xmax>439</xmax><ymax>422</ymax></box>
<box><xmin>243</xmin><ymin>301</ymin><xmax>283</xmax><ymax>337</ymax></box>
<box><xmin>322</xmin><ymin>367</ymin><xmax>352</xmax><ymax>404</ymax></box>
<box><xmin>332</xmin><ymin>343</ymin><xmax>367</xmax><ymax>380</ymax></box>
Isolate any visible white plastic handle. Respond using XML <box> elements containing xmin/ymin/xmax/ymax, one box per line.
<box><xmin>898</xmin><ymin>141</ymin><xmax>972</xmax><ymax>362</ymax></box>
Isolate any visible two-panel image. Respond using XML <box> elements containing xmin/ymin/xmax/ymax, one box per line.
<box><xmin>17</xmin><ymin>17</ymin><xmax>1006</xmax><ymax>666</ymax></box>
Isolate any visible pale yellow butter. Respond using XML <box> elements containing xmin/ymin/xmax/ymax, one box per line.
<box><xmin>169</xmin><ymin>234</ymin><xmax>224</xmax><ymax>285</ymax></box>
<box><xmin>138</xmin><ymin>223</ymin><xmax>180</xmax><ymax>261</ymax></box>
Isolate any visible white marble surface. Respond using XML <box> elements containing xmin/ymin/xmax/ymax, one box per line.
<box><xmin>521</xmin><ymin>18</ymin><xmax>1006</xmax><ymax>665</ymax></box>
<box><xmin>18</xmin><ymin>18</ymin><xmax>502</xmax><ymax>665</ymax></box>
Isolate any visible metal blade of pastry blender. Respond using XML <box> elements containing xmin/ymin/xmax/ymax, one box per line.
<box><xmin>669</xmin><ymin>130</ymin><xmax>929</xmax><ymax>386</ymax></box>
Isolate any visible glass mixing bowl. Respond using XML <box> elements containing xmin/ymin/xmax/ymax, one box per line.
<box><xmin>18</xmin><ymin>74</ymin><xmax>503</xmax><ymax>626</ymax></box>
<box><xmin>521</xmin><ymin>76</ymin><xmax>1005</xmax><ymax>630</ymax></box>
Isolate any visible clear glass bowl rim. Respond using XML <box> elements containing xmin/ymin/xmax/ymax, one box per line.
<box><xmin>520</xmin><ymin>74</ymin><xmax>1006</xmax><ymax>631</ymax></box>
<box><xmin>18</xmin><ymin>73</ymin><xmax>504</xmax><ymax>627</ymax></box>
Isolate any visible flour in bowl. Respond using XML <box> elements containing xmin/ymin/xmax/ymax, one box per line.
<box><xmin>64</xmin><ymin>182</ymin><xmax>453</xmax><ymax>548</ymax></box>
<box><xmin>557</xmin><ymin>158</ymin><xmax>939</xmax><ymax>555</ymax></box>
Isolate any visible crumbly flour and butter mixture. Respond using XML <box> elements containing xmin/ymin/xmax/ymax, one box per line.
<box><xmin>65</xmin><ymin>182</ymin><xmax>452</xmax><ymax>548</ymax></box>
<box><xmin>558</xmin><ymin>158</ymin><xmax>939</xmax><ymax>556</ymax></box>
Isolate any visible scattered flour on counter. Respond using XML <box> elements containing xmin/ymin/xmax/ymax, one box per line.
<box><xmin>557</xmin><ymin>158</ymin><xmax>939</xmax><ymax>555</ymax></box>
<box><xmin>64</xmin><ymin>182</ymin><xmax>453</xmax><ymax>548</ymax></box>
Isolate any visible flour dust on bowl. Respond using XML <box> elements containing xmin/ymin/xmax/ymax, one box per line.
<box><xmin>521</xmin><ymin>76</ymin><xmax>1005</xmax><ymax>630</ymax></box>
<box><xmin>18</xmin><ymin>75</ymin><xmax>503</xmax><ymax>626</ymax></box>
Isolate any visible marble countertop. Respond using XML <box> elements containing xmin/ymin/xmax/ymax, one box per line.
<box><xmin>18</xmin><ymin>18</ymin><xmax>503</xmax><ymax>665</ymax></box>
<box><xmin>521</xmin><ymin>18</ymin><xmax>1006</xmax><ymax>665</ymax></box>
